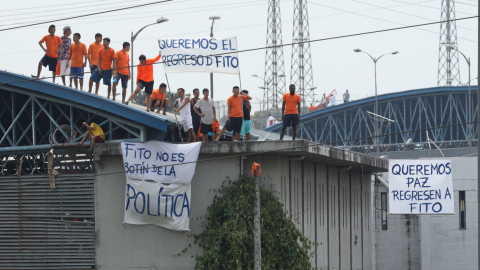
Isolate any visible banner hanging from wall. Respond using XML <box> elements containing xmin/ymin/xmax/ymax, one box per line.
<box><xmin>388</xmin><ymin>159</ymin><xmax>454</xmax><ymax>214</ymax></box>
<box><xmin>158</xmin><ymin>37</ymin><xmax>240</xmax><ymax>74</ymax></box>
<box><xmin>121</xmin><ymin>141</ymin><xmax>201</xmax><ymax>231</ymax></box>
<box><xmin>121</xmin><ymin>141</ymin><xmax>201</xmax><ymax>184</ymax></box>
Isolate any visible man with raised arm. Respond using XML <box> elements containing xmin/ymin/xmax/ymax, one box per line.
<box><xmin>124</xmin><ymin>52</ymin><xmax>161</xmax><ymax>111</ymax></box>
<box><xmin>173</xmin><ymin>88</ymin><xmax>196</xmax><ymax>142</ymax></box>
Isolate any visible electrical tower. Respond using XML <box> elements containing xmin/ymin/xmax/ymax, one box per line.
<box><xmin>291</xmin><ymin>0</ymin><xmax>315</xmax><ymax>113</ymax></box>
<box><xmin>437</xmin><ymin>0</ymin><xmax>461</xmax><ymax>86</ymax></box>
<box><xmin>263</xmin><ymin>0</ymin><xmax>286</xmax><ymax>117</ymax></box>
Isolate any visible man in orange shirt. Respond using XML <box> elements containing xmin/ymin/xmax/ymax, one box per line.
<box><xmin>280</xmin><ymin>84</ymin><xmax>301</xmax><ymax>141</ymax></box>
<box><xmin>215</xmin><ymin>86</ymin><xmax>252</xmax><ymax>141</ymax></box>
<box><xmin>89</xmin><ymin>37</ymin><xmax>115</xmax><ymax>95</ymax></box>
<box><xmin>124</xmin><ymin>53</ymin><xmax>161</xmax><ymax>112</ymax></box>
<box><xmin>112</xmin><ymin>42</ymin><xmax>130</xmax><ymax>102</ymax></box>
<box><xmin>150</xmin><ymin>83</ymin><xmax>170</xmax><ymax>115</ymax></box>
<box><xmin>309</xmin><ymin>103</ymin><xmax>316</xmax><ymax>112</ymax></box>
<box><xmin>66</xmin><ymin>33</ymin><xmax>87</xmax><ymax>91</ymax></box>
<box><xmin>32</xmin><ymin>24</ymin><xmax>64</xmax><ymax>83</ymax></box>
<box><xmin>88</xmin><ymin>33</ymin><xmax>103</xmax><ymax>76</ymax></box>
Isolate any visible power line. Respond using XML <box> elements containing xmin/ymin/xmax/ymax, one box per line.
<box><xmin>0</xmin><ymin>15</ymin><xmax>477</xmax><ymax>86</ymax></box>
<box><xmin>352</xmin><ymin>0</ymin><xmax>477</xmax><ymax>32</ymax></box>
<box><xmin>0</xmin><ymin>0</ymin><xmax>152</xmax><ymax>20</ymax></box>
<box><xmin>0</xmin><ymin>0</ymin><xmax>175</xmax><ymax>31</ymax></box>
<box><xmin>309</xmin><ymin>1</ymin><xmax>478</xmax><ymax>43</ymax></box>
<box><xmin>0</xmin><ymin>0</ymin><xmax>117</xmax><ymax>13</ymax></box>
<box><xmin>0</xmin><ymin>0</ymin><xmax>267</xmax><ymax>26</ymax></box>
<box><xmin>388</xmin><ymin>0</ymin><xmax>476</xmax><ymax>16</ymax></box>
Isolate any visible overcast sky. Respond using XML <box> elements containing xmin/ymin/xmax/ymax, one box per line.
<box><xmin>1</xmin><ymin>0</ymin><xmax>477</xmax><ymax>112</ymax></box>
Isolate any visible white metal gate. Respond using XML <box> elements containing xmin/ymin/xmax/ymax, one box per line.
<box><xmin>0</xmin><ymin>174</ymin><xmax>95</xmax><ymax>269</ymax></box>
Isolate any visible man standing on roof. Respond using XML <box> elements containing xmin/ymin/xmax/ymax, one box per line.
<box><xmin>87</xmin><ymin>33</ymin><xmax>103</xmax><ymax>88</ymax></box>
<box><xmin>240</xmin><ymin>90</ymin><xmax>252</xmax><ymax>141</ymax></box>
<box><xmin>280</xmin><ymin>84</ymin><xmax>301</xmax><ymax>141</ymax></box>
<box><xmin>330</xmin><ymin>89</ymin><xmax>337</xmax><ymax>106</ymax></box>
<box><xmin>173</xmin><ymin>88</ymin><xmax>196</xmax><ymax>142</ymax></box>
<box><xmin>190</xmin><ymin>88</ymin><xmax>202</xmax><ymax>142</ymax></box>
<box><xmin>112</xmin><ymin>42</ymin><xmax>130</xmax><ymax>102</ymax></box>
<box><xmin>78</xmin><ymin>121</ymin><xmax>105</xmax><ymax>152</ymax></box>
<box><xmin>32</xmin><ymin>24</ymin><xmax>64</xmax><ymax>83</ymax></box>
<box><xmin>66</xmin><ymin>33</ymin><xmax>87</xmax><ymax>91</ymax></box>
<box><xmin>343</xmin><ymin>89</ymin><xmax>350</xmax><ymax>103</ymax></box>
<box><xmin>215</xmin><ymin>86</ymin><xmax>252</xmax><ymax>142</ymax></box>
<box><xmin>58</xmin><ymin>26</ymin><xmax>72</xmax><ymax>87</ymax></box>
<box><xmin>193</xmin><ymin>88</ymin><xmax>216</xmax><ymax>142</ymax></box>
<box><xmin>309</xmin><ymin>103</ymin><xmax>316</xmax><ymax>112</ymax></box>
<box><xmin>150</xmin><ymin>83</ymin><xmax>170</xmax><ymax>115</ymax></box>
<box><xmin>124</xmin><ymin>52</ymin><xmax>161</xmax><ymax>112</ymax></box>
<box><xmin>89</xmin><ymin>37</ymin><xmax>115</xmax><ymax>95</ymax></box>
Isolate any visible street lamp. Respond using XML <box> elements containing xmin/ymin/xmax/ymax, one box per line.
<box><xmin>447</xmin><ymin>45</ymin><xmax>472</xmax><ymax>154</ymax></box>
<box><xmin>354</xmin><ymin>48</ymin><xmax>399</xmax><ymax>155</ymax></box>
<box><xmin>130</xmin><ymin>18</ymin><xmax>169</xmax><ymax>94</ymax></box>
<box><xmin>209</xmin><ymin>16</ymin><xmax>220</xmax><ymax>99</ymax></box>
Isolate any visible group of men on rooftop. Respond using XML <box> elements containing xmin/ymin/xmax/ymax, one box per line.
<box><xmin>309</xmin><ymin>89</ymin><xmax>350</xmax><ymax>112</ymax></box>
<box><xmin>33</xmin><ymin>24</ymin><xmax>305</xmax><ymax>145</ymax></box>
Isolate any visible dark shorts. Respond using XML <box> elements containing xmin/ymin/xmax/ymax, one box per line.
<box><xmin>94</xmin><ymin>136</ymin><xmax>105</xmax><ymax>143</ymax></box>
<box><xmin>137</xmin><ymin>80</ymin><xmax>154</xmax><ymax>94</ymax></box>
<box><xmin>201</xmin><ymin>123</ymin><xmax>213</xmax><ymax>135</ymax></box>
<box><xmin>152</xmin><ymin>99</ymin><xmax>164</xmax><ymax>108</ymax></box>
<box><xmin>40</xmin><ymin>55</ymin><xmax>58</xmax><ymax>72</ymax></box>
<box><xmin>224</xmin><ymin>117</ymin><xmax>243</xmax><ymax>135</ymax></box>
<box><xmin>114</xmin><ymin>73</ymin><xmax>129</xmax><ymax>88</ymax></box>
<box><xmin>89</xmin><ymin>65</ymin><xmax>97</xmax><ymax>75</ymax></box>
<box><xmin>90</xmin><ymin>68</ymin><xmax>112</xmax><ymax>86</ymax></box>
<box><xmin>283</xmin><ymin>114</ymin><xmax>299</xmax><ymax>127</ymax></box>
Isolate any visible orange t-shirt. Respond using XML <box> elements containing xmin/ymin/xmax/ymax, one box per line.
<box><xmin>309</xmin><ymin>106</ymin><xmax>316</xmax><ymax>112</ymax></box>
<box><xmin>68</xmin><ymin>42</ymin><xmax>87</xmax><ymax>68</ymax></box>
<box><xmin>98</xmin><ymin>47</ymin><xmax>115</xmax><ymax>70</ymax></box>
<box><xmin>151</xmin><ymin>89</ymin><xmax>165</xmax><ymax>100</ymax></box>
<box><xmin>212</xmin><ymin>120</ymin><xmax>220</xmax><ymax>134</ymax></box>
<box><xmin>88</xmin><ymin>42</ymin><xmax>103</xmax><ymax>66</ymax></box>
<box><xmin>137</xmin><ymin>55</ymin><xmax>161</xmax><ymax>83</ymax></box>
<box><xmin>115</xmin><ymin>50</ymin><xmax>130</xmax><ymax>75</ymax></box>
<box><xmin>40</xmin><ymin>35</ymin><xmax>63</xmax><ymax>58</ymax></box>
<box><xmin>283</xmin><ymin>93</ymin><xmax>301</xmax><ymax>115</ymax></box>
<box><xmin>227</xmin><ymin>95</ymin><xmax>248</xmax><ymax>118</ymax></box>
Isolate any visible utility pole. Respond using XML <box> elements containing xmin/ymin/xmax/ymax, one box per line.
<box><xmin>253</xmin><ymin>165</ymin><xmax>261</xmax><ymax>270</ymax></box>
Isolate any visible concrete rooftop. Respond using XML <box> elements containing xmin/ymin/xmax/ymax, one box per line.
<box><xmin>93</xmin><ymin>140</ymin><xmax>388</xmax><ymax>172</ymax></box>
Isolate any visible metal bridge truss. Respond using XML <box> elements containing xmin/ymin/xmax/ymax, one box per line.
<box><xmin>286</xmin><ymin>90</ymin><xmax>477</xmax><ymax>153</ymax></box>
<box><xmin>0</xmin><ymin>89</ymin><xmax>146</xmax><ymax>152</ymax></box>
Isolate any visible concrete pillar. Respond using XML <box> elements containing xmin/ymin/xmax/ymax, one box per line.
<box><xmin>420</xmin><ymin>215</ymin><xmax>431</xmax><ymax>270</ymax></box>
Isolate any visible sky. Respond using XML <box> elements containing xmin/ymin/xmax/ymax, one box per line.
<box><xmin>0</xmin><ymin>0</ymin><xmax>477</xmax><ymax>113</ymax></box>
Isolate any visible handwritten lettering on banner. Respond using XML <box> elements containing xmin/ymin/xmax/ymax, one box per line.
<box><xmin>158</xmin><ymin>37</ymin><xmax>240</xmax><ymax>74</ymax></box>
<box><xmin>125</xmin><ymin>178</ymin><xmax>191</xmax><ymax>231</ymax></box>
<box><xmin>122</xmin><ymin>141</ymin><xmax>201</xmax><ymax>184</ymax></box>
<box><xmin>389</xmin><ymin>160</ymin><xmax>454</xmax><ymax>214</ymax></box>
<box><xmin>121</xmin><ymin>141</ymin><xmax>201</xmax><ymax>231</ymax></box>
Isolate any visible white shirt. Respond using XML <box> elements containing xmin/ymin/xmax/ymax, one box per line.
<box><xmin>177</xmin><ymin>97</ymin><xmax>191</xmax><ymax>121</ymax></box>
<box><xmin>330</xmin><ymin>94</ymin><xmax>337</xmax><ymax>106</ymax></box>
<box><xmin>267</xmin><ymin>116</ymin><xmax>275</xmax><ymax>128</ymax></box>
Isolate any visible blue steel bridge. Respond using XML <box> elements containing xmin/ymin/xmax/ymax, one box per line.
<box><xmin>266</xmin><ymin>86</ymin><xmax>478</xmax><ymax>153</ymax></box>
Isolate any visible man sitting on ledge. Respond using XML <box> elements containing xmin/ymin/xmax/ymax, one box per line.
<box><xmin>78</xmin><ymin>121</ymin><xmax>105</xmax><ymax>151</ymax></box>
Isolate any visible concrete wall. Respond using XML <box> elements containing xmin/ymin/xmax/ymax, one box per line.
<box><xmin>373</xmin><ymin>157</ymin><xmax>478</xmax><ymax>270</ymax></box>
<box><xmin>95</xmin><ymin>151</ymin><xmax>375</xmax><ymax>269</ymax></box>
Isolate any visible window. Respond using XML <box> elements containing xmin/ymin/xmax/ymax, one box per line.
<box><xmin>459</xmin><ymin>191</ymin><xmax>466</xmax><ymax>229</ymax></box>
<box><xmin>381</xmin><ymin>192</ymin><xmax>388</xmax><ymax>230</ymax></box>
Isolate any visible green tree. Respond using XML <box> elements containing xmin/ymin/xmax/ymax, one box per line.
<box><xmin>194</xmin><ymin>175</ymin><xmax>313</xmax><ymax>270</ymax></box>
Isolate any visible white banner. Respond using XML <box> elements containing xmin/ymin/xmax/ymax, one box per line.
<box><xmin>125</xmin><ymin>179</ymin><xmax>191</xmax><ymax>231</ymax></box>
<box><xmin>158</xmin><ymin>37</ymin><xmax>240</xmax><ymax>74</ymax></box>
<box><xmin>389</xmin><ymin>160</ymin><xmax>454</xmax><ymax>214</ymax></box>
<box><xmin>121</xmin><ymin>141</ymin><xmax>201</xmax><ymax>184</ymax></box>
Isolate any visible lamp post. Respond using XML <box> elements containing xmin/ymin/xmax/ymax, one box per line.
<box><xmin>447</xmin><ymin>45</ymin><xmax>472</xmax><ymax>154</ymax></box>
<box><xmin>354</xmin><ymin>49</ymin><xmax>399</xmax><ymax>155</ymax></box>
<box><xmin>209</xmin><ymin>16</ymin><xmax>220</xmax><ymax>99</ymax></box>
<box><xmin>130</xmin><ymin>18</ymin><xmax>169</xmax><ymax>94</ymax></box>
